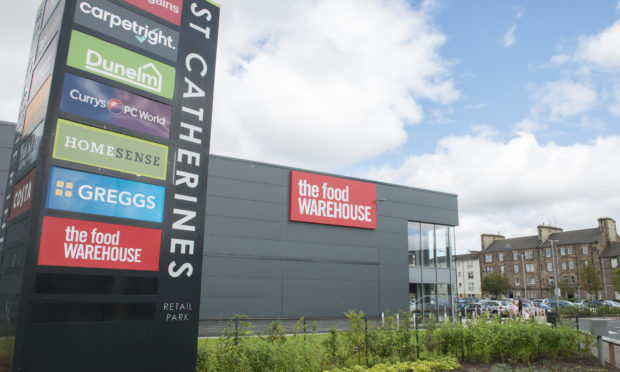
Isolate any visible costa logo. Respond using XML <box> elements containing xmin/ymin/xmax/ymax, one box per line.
<box><xmin>122</xmin><ymin>0</ymin><xmax>183</xmax><ymax>26</ymax></box>
<box><xmin>46</xmin><ymin>167</ymin><xmax>165</xmax><ymax>223</ymax></box>
<box><xmin>74</xmin><ymin>0</ymin><xmax>179</xmax><ymax>62</ymax></box>
<box><xmin>8</xmin><ymin>169</ymin><xmax>36</xmax><ymax>221</ymax></box>
<box><xmin>60</xmin><ymin>73</ymin><xmax>171</xmax><ymax>138</ymax></box>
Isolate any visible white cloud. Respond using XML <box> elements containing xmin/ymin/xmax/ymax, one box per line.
<box><xmin>549</xmin><ymin>54</ymin><xmax>569</xmax><ymax>65</ymax></box>
<box><xmin>211</xmin><ymin>0</ymin><xmax>459</xmax><ymax>170</ymax></box>
<box><xmin>504</xmin><ymin>24</ymin><xmax>517</xmax><ymax>48</ymax></box>
<box><xmin>534</xmin><ymin>81</ymin><xmax>597</xmax><ymax>121</ymax></box>
<box><xmin>577</xmin><ymin>19</ymin><xmax>620</xmax><ymax>69</ymax></box>
<box><xmin>363</xmin><ymin>132</ymin><xmax>620</xmax><ymax>253</ymax></box>
<box><xmin>513</xmin><ymin>118</ymin><xmax>545</xmax><ymax>133</ymax></box>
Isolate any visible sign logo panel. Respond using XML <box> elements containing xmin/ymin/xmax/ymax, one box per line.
<box><xmin>18</xmin><ymin>123</ymin><xmax>44</xmax><ymax>174</ymax></box>
<box><xmin>53</xmin><ymin>118</ymin><xmax>169</xmax><ymax>180</ymax></box>
<box><xmin>29</xmin><ymin>35</ymin><xmax>57</xmax><ymax>101</ymax></box>
<box><xmin>39</xmin><ymin>216</ymin><xmax>161</xmax><ymax>271</ymax></box>
<box><xmin>46</xmin><ymin>167</ymin><xmax>165</xmax><ymax>223</ymax></box>
<box><xmin>66</xmin><ymin>30</ymin><xmax>175</xmax><ymax>99</ymax></box>
<box><xmin>74</xmin><ymin>0</ymin><xmax>179</xmax><ymax>62</ymax></box>
<box><xmin>290</xmin><ymin>171</ymin><xmax>377</xmax><ymax>229</ymax></box>
<box><xmin>122</xmin><ymin>0</ymin><xmax>183</xmax><ymax>26</ymax></box>
<box><xmin>60</xmin><ymin>73</ymin><xmax>171</xmax><ymax>138</ymax></box>
<box><xmin>23</xmin><ymin>76</ymin><xmax>51</xmax><ymax>138</ymax></box>
<box><xmin>8</xmin><ymin>169</ymin><xmax>36</xmax><ymax>221</ymax></box>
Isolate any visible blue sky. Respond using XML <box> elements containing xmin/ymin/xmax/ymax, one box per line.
<box><xmin>2</xmin><ymin>0</ymin><xmax>620</xmax><ymax>252</ymax></box>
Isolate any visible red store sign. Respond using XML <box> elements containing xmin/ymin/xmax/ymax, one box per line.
<box><xmin>290</xmin><ymin>171</ymin><xmax>377</xmax><ymax>229</ymax></box>
<box><xmin>38</xmin><ymin>216</ymin><xmax>162</xmax><ymax>271</ymax></box>
<box><xmin>8</xmin><ymin>169</ymin><xmax>36</xmax><ymax>221</ymax></box>
<box><xmin>122</xmin><ymin>0</ymin><xmax>183</xmax><ymax>26</ymax></box>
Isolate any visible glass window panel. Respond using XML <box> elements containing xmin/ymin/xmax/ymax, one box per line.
<box><xmin>421</xmin><ymin>223</ymin><xmax>435</xmax><ymax>267</ymax></box>
<box><xmin>408</xmin><ymin>222</ymin><xmax>421</xmax><ymax>266</ymax></box>
<box><xmin>437</xmin><ymin>283</ymin><xmax>450</xmax><ymax>317</ymax></box>
<box><xmin>436</xmin><ymin>225</ymin><xmax>449</xmax><ymax>268</ymax></box>
<box><xmin>449</xmin><ymin>226</ymin><xmax>456</xmax><ymax>268</ymax></box>
<box><xmin>422</xmin><ymin>284</ymin><xmax>437</xmax><ymax>319</ymax></box>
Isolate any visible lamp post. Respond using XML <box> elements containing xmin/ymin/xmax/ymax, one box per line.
<box><xmin>547</xmin><ymin>239</ymin><xmax>560</xmax><ymax>313</ymax></box>
<box><xmin>521</xmin><ymin>253</ymin><xmax>527</xmax><ymax>299</ymax></box>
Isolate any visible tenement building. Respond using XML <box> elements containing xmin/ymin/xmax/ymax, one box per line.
<box><xmin>479</xmin><ymin>218</ymin><xmax>620</xmax><ymax>299</ymax></box>
<box><xmin>455</xmin><ymin>252</ymin><xmax>482</xmax><ymax>298</ymax></box>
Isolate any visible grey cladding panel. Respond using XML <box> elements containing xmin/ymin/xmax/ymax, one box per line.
<box><xmin>380</xmin><ymin>264</ymin><xmax>408</xmax><ymax>283</ymax></box>
<box><xmin>281</xmin><ymin>241</ymin><xmax>378</xmax><ymax>263</ymax></box>
<box><xmin>205</xmin><ymin>235</ymin><xmax>284</xmax><ymax>258</ymax></box>
<box><xmin>206</xmin><ymin>195</ymin><xmax>286</xmax><ymax>222</ymax></box>
<box><xmin>0</xmin><ymin>148</ymin><xmax>11</xmax><ymax>170</ymax></box>
<box><xmin>283</xmin><ymin>298</ymin><xmax>378</xmax><ymax>318</ymax></box>
<box><xmin>285</xmin><ymin>222</ymin><xmax>378</xmax><ymax>248</ymax></box>
<box><xmin>209</xmin><ymin>157</ymin><xmax>289</xmax><ymax>186</ymax></box>
<box><xmin>380</xmin><ymin>248</ymin><xmax>407</xmax><ymax>266</ymax></box>
<box><xmin>388</xmin><ymin>203</ymin><xmax>458</xmax><ymax>226</ymax></box>
<box><xmin>376</xmin><ymin>215</ymin><xmax>405</xmax><ymax>234</ymax></box>
<box><xmin>207</xmin><ymin>176</ymin><xmax>287</xmax><ymax>204</ymax></box>
<box><xmin>372</xmin><ymin>231</ymin><xmax>405</xmax><ymax>251</ymax></box>
<box><xmin>283</xmin><ymin>278</ymin><xmax>378</xmax><ymax>300</ymax></box>
<box><xmin>203</xmin><ymin>276</ymin><xmax>282</xmax><ymax>298</ymax></box>
<box><xmin>206</xmin><ymin>215</ymin><xmax>284</xmax><ymax>241</ymax></box>
<box><xmin>283</xmin><ymin>261</ymin><xmax>377</xmax><ymax>281</ymax></box>
<box><xmin>0</xmin><ymin>123</ymin><xmax>15</xmax><ymax>146</ymax></box>
<box><xmin>378</xmin><ymin>184</ymin><xmax>457</xmax><ymax>210</ymax></box>
<box><xmin>204</xmin><ymin>256</ymin><xmax>281</xmax><ymax>279</ymax></box>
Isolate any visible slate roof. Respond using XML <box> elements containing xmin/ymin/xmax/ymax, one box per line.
<box><xmin>601</xmin><ymin>242</ymin><xmax>620</xmax><ymax>258</ymax></box>
<box><xmin>484</xmin><ymin>235</ymin><xmax>539</xmax><ymax>252</ymax></box>
<box><xmin>541</xmin><ymin>228</ymin><xmax>600</xmax><ymax>247</ymax></box>
<box><xmin>483</xmin><ymin>227</ymin><xmax>600</xmax><ymax>253</ymax></box>
<box><xmin>455</xmin><ymin>252</ymin><xmax>480</xmax><ymax>261</ymax></box>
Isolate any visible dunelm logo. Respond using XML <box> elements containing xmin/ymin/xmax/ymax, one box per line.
<box><xmin>79</xmin><ymin>1</ymin><xmax>175</xmax><ymax>50</ymax></box>
<box><xmin>85</xmin><ymin>49</ymin><xmax>163</xmax><ymax>93</ymax></box>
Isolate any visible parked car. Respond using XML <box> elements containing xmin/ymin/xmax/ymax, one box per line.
<box><xmin>463</xmin><ymin>302</ymin><xmax>485</xmax><ymax>316</ymax></box>
<box><xmin>600</xmin><ymin>299</ymin><xmax>620</xmax><ymax>307</ymax></box>
<box><xmin>484</xmin><ymin>300</ymin><xmax>510</xmax><ymax>316</ymax></box>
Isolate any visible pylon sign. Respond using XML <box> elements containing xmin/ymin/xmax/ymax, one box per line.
<box><xmin>0</xmin><ymin>0</ymin><xmax>219</xmax><ymax>371</ymax></box>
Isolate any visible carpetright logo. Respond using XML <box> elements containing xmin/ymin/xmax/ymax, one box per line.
<box><xmin>74</xmin><ymin>0</ymin><xmax>179</xmax><ymax>62</ymax></box>
<box><xmin>66</xmin><ymin>30</ymin><xmax>175</xmax><ymax>99</ymax></box>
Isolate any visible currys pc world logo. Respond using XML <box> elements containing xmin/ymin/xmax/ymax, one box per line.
<box><xmin>46</xmin><ymin>167</ymin><xmax>165</xmax><ymax>223</ymax></box>
<box><xmin>60</xmin><ymin>73</ymin><xmax>171</xmax><ymax>138</ymax></box>
<box><xmin>75</xmin><ymin>0</ymin><xmax>179</xmax><ymax>62</ymax></box>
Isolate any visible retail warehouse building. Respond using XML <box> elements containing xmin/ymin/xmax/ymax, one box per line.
<box><xmin>0</xmin><ymin>121</ymin><xmax>459</xmax><ymax>321</ymax></box>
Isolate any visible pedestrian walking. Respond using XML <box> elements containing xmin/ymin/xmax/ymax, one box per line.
<box><xmin>518</xmin><ymin>299</ymin><xmax>523</xmax><ymax>315</ymax></box>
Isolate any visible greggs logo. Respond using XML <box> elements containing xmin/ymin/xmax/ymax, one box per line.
<box><xmin>46</xmin><ymin>167</ymin><xmax>165</xmax><ymax>223</ymax></box>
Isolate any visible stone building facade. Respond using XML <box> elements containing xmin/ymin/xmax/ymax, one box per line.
<box><xmin>479</xmin><ymin>218</ymin><xmax>620</xmax><ymax>299</ymax></box>
<box><xmin>455</xmin><ymin>252</ymin><xmax>482</xmax><ymax>298</ymax></box>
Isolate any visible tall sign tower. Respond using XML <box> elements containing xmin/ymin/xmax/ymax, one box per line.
<box><xmin>0</xmin><ymin>0</ymin><xmax>219</xmax><ymax>370</ymax></box>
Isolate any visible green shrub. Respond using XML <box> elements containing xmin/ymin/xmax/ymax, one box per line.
<box><xmin>323</xmin><ymin>356</ymin><xmax>460</xmax><ymax>372</ymax></box>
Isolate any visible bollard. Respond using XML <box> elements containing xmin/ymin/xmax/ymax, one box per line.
<box><xmin>234</xmin><ymin>316</ymin><xmax>239</xmax><ymax>346</ymax></box>
<box><xmin>397</xmin><ymin>313</ymin><xmax>400</xmax><ymax>329</ymax></box>
<box><xmin>415</xmin><ymin>314</ymin><xmax>420</xmax><ymax>359</ymax></box>
<box><xmin>590</xmin><ymin>319</ymin><xmax>608</xmax><ymax>368</ymax></box>
<box><xmin>382</xmin><ymin>311</ymin><xmax>385</xmax><ymax>327</ymax></box>
<box><xmin>609</xmin><ymin>342</ymin><xmax>616</xmax><ymax>367</ymax></box>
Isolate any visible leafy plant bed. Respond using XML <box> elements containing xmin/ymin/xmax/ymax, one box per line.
<box><xmin>458</xmin><ymin>352</ymin><xmax>609</xmax><ymax>371</ymax></box>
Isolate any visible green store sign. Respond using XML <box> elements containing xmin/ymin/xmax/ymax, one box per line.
<box><xmin>53</xmin><ymin>119</ymin><xmax>169</xmax><ymax>180</ymax></box>
<box><xmin>66</xmin><ymin>30</ymin><xmax>175</xmax><ymax>99</ymax></box>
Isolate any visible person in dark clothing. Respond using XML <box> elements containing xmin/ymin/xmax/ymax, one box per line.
<box><xmin>518</xmin><ymin>299</ymin><xmax>523</xmax><ymax>315</ymax></box>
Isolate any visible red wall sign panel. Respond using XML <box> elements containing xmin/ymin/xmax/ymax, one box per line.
<box><xmin>290</xmin><ymin>171</ymin><xmax>377</xmax><ymax>229</ymax></box>
<box><xmin>38</xmin><ymin>216</ymin><xmax>161</xmax><ymax>271</ymax></box>
<box><xmin>122</xmin><ymin>0</ymin><xmax>183</xmax><ymax>26</ymax></box>
<box><xmin>8</xmin><ymin>169</ymin><xmax>36</xmax><ymax>221</ymax></box>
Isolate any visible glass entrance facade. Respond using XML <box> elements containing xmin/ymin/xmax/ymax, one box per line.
<box><xmin>408</xmin><ymin>221</ymin><xmax>456</xmax><ymax>318</ymax></box>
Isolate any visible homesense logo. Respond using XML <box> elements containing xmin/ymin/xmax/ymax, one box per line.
<box><xmin>75</xmin><ymin>0</ymin><xmax>179</xmax><ymax>62</ymax></box>
<box><xmin>66</xmin><ymin>30</ymin><xmax>175</xmax><ymax>99</ymax></box>
<box><xmin>60</xmin><ymin>73</ymin><xmax>171</xmax><ymax>139</ymax></box>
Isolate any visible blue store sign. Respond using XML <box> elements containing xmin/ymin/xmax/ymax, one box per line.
<box><xmin>46</xmin><ymin>166</ymin><xmax>165</xmax><ymax>223</ymax></box>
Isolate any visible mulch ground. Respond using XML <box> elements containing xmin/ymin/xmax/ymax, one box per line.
<box><xmin>457</xmin><ymin>353</ymin><xmax>619</xmax><ymax>371</ymax></box>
